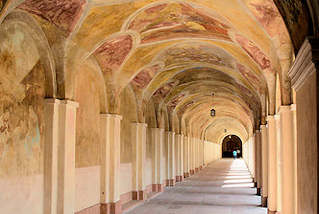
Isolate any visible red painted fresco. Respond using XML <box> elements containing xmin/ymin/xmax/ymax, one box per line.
<box><xmin>153</xmin><ymin>81</ymin><xmax>178</xmax><ymax>98</ymax></box>
<box><xmin>128</xmin><ymin>2</ymin><xmax>231</xmax><ymax>43</ymax></box>
<box><xmin>237</xmin><ymin>63</ymin><xmax>263</xmax><ymax>92</ymax></box>
<box><xmin>235</xmin><ymin>34</ymin><xmax>271</xmax><ymax>70</ymax></box>
<box><xmin>131</xmin><ymin>64</ymin><xmax>162</xmax><ymax>89</ymax></box>
<box><xmin>94</xmin><ymin>34</ymin><xmax>133</xmax><ymax>73</ymax></box>
<box><xmin>18</xmin><ymin>0</ymin><xmax>86</xmax><ymax>34</ymax></box>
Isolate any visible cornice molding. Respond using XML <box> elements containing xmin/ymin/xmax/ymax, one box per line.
<box><xmin>288</xmin><ymin>38</ymin><xmax>319</xmax><ymax>91</ymax></box>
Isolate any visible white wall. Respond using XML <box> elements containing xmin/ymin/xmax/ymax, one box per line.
<box><xmin>204</xmin><ymin>141</ymin><xmax>221</xmax><ymax>164</ymax></box>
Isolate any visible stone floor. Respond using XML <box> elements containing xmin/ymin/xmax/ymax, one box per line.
<box><xmin>124</xmin><ymin>159</ymin><xmax>267</xmax><ymax>214</ymax></box>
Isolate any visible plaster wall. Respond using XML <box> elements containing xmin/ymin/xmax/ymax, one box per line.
<box><xmin>0</xmin><ymin>22</ymin><xmax>45</xmax><ymax>214</ymax></box>
<box><xmin>74</xmin><ymin>62</ymin><xmax>102</xmax><ymax>211</ymax></box>
<box><xmin>75</xmin><ymin>166</ymin><xmax>100</xmax><ymax>212</ymax></box>
<box><xmin>0</xmin><ymin>175</ymin><xmax>43</xmax><ymax>214</ymax></box>
<box><xmin>120</xmin><ymin>163</ymin><xmax>132</xmax><ymax>195</ymax></box>
<box><xmin>296</xmin><ymin>71</ymin><xmax>318</xmax><ymax>214</ymax></box>
<box><xmin>204</xmin><ymin>141</ymin><xmax>221</xmax><ymax>164</ymax></box>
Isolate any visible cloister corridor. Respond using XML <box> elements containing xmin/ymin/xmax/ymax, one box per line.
<box><xmin>1</xmin><ymin>1</ymin><xmax>319</xmax><ymax>214</ymax></box>
<box><xmin>125</xmin><ymin>159</ymin><xmax>267</xmax><ymax>214</ymax></box>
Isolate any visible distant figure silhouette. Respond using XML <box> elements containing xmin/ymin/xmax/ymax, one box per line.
<box><xmin>233</xmin><ymin>150</ymin><xmax>237</xmax><ymax>159</ymax></box>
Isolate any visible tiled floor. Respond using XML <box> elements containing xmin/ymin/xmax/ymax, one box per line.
<box><xmin>124</xmin><ymin>159</ymin><xmax>267</xmax><ymax>214</ymax></box>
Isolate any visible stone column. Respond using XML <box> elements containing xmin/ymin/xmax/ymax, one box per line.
<box><xmin>44</xmin><ymin>99</ymin><xmax>79</xmax><ymax>214</ymax></box>
<box><xmin>131</xmin><ymin>123</ymin><xmax>147</xmax><ymax>200</ymax></box>
<box><xmin>279</xmin><ymin>106</ymin><xmax>295</xmax><ymax>214</ymax></box>
<box><xmin>190</xmin><ymin>137</ymin><xmax>195</xmax><ymax>175</ymax></box>
<box><xmin>255</xmin><ymin>130</ymin><xmax>262</xmax><ymax>196</ymax></box>
<box><xmin>275</xmin><ymin>114</ymin><xmax>282</xmax><ymax>213</ymax></box>
<box><xmin>165</xmin><ymin>131</ymin><xmax>175</xmax><ymax>186</ymax></box>
<box><xmin>195</xmin><ymin>138</ymin><xmax>199</xmax><ymax>172</ymax></box>
<box><xmin>183</xmin><ymin>135</ymin><xmax>190</xmax><ymax>177</ymax></box>
<box><xmin>151</xmin><ymin>128</ymin><xmax>164</xmax><ymax>192</ymax></box>
<box><xmin>199</xmin><ymin>140</ymin><xmax>204</xmax><ymax>169</ymax></box>
<box><xmin>267</xmin><ymin>116</ymin><xmax>277</xmax><ymax>214</ymax></box>
<box><xmin>100</xmin><ymin>114</ymin><xmax>122</xmax><ymax>214</ymax></box>
<box><xmin>175</xmin><ymin>134</ymin><xmax>184</xmax><ymax>182</ymax></box>
<box><xmin>260</xmin><ymin>124</ymin><xmax>268</xmax><ymax>207</ymax></box>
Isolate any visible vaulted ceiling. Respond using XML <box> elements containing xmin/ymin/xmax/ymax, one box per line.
<box><xmin>1</xmin><ymin>0</ymin><xmax>315</xmax><ymax>142</ymax></box>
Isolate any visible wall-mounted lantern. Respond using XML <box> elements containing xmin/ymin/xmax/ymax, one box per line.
<box><xmin>210</xmin><ymin>108</ymin><xmax>216</xmax><ymax>117</ymax></box>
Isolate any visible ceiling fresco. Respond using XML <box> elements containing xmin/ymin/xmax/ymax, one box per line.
<box><xmin>2</xmin><ymin>0</ymin><xmax>311</xmax><ymax>140</ymax></box>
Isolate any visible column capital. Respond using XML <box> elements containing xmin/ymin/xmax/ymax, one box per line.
<box><xmin>288</xmin><ymin>38</ymin><xmax>319</xmax><ymax>91</ymax></box>
<box><xmin>278</xmin><ymin>105</ymin><xmax>291</xmax><ymax>114</ymax></box>
<box><xmin>260</xmin><ymin>124</ymin><xmax>267</xmax><ymax>130</ymax></box>
<box><xmin>100</xmin><ymin>113</ymin><xmax>123</xmax><ymax>120</ymax></box>
<box><xmin>290</xmin><ymin>104</ymin><xmax>296</xmax><ymax>111</ymax></box>
<box><xmin>60</xmin><ymin>100</ymin><xmax>79</xmax><ymax>108</ymax></box>
<box><xmin>266</xmin><ymin>115</ymin><xmax>275</xmax><ymax>122</ymax></box>
<box><xmin>165</xmin><ymin>131</ymin><xmax>175</xmax><ymax>134</ymax></box>
<box><xmin>274</xmin><ymin>114</ymin><xmax>280</xmax><ymax>120</ymax></box>
<box><xmin>255</xmin><ymin>129</ymin><xmax>261</xmax><ymax>133</ymax></box>
<box><xmin>45</xmin><ymin>98</ymin><xmax>61</xmax><ymax>104</ymax></box>
<box><xmin>131</xmin><ymin>122</ymin><xmax>148</xmax><ymax>128</ymax></box>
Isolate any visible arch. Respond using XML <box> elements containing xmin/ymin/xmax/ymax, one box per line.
<box><xmin>3</xmin><ymin>10</ymin><xmax>57</xmax><ymax>97</ymax></box>
<box><xmin>222</xmin><ymin>135</ymin><xmax>243</xmax><ymax>158</ymax></box>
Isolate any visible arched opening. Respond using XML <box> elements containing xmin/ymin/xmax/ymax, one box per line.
<box><xmin>222</xmin><ymin>135</ymin><xmax>242</xmax><ymax>158</ymax></box>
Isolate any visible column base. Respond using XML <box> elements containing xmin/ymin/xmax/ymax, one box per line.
<box><xmin>184</xmin><ymin>172</ymin><xmax>190</xmax><ymax>178</ymax></box>
<box><xmin>257</xmin><ymin>187</ymin><xmax>261</xmax><ymax>196</ymax></box>
<box><xmin>261</xmin><ymin>196</ymin><xmax>268</xmax><ymax>207</ymax></box>
<box><xmin>132</xmin><ymin>190</ymin><xmax>147</xmax><ymax>201</ymax></box>
<box><xmin>165</xmin><ymin>179</ymin><xmax>176</xmax><ymax>186</ymax></box>
<box><xmin>176</xmin><ymin>175</ymin><xmax>184</xmax><ymax>182</ymax></box>
<box><xmin>190</xmin><ymin>169</ymin><xmax>195</xmax><ymax>175</ymax></box>
<box><xmin>267</xmin><ymin>209</ymin><xmax>276</xmax><ymax>214</ymax></box>
<box><xmin>152</xmin><ymin>184</ymin><xmax>164</xmax><ymax>192</ymax></box>
<box><xmin>199</xmin><ymin>165</ymin><xmax>203</xmax><ymax>170</ymax></box>
<box><xmin>101</xmin><ymin>201</ymin><xmax>122</xmax><ymax>214</ymax></box>
<box><xmin>195</xmin><ymin>168</ymin><xmax>199</xmax><ymax>173</ymax></box>
<box><xmin>76</xmin><ymin>204</ymin><xmax>100</xmax><ymax>214</ymax></box>
<box><xmin>169</xmin><ymin>179</ymin><xmax>176</xmax><ymax>186</ymax></box>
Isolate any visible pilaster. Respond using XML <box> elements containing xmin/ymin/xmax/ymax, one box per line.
<box><xmin>100</xmin><ymin>114</ymin><xmax>123</xmax><ymax>214</ymax></box>
<box><xmin>131</xmin><ymin>123</ymin><xmax>147</xmax><ymax>200</ymax></box>
<box><xmin>175</xmin><ymin>134</ymin><xmax>184</xmax><ymax>182</ymax></box>
<box><xmin>279</xmin><ymin>106</ymin><xmax>295</xmax><ymax>214</ymax></box>
<box><xmin>267</xmin><ymin>115</ymin><xmax>277</xmax><ymax>213</ymax></box>
<box><xmin>44</xmin><ymin>99</ymin><xmax>79</xmax><ymax>214</ymax></box>
<box><xmin>151</xmin><ymin>128</ymin><xmax>164</xmax><ymax>192</ymax></box>
<box><xmin>165</xmin><ymin>131</ymin><xmax>175</xmax><ymax>186</ymax></box>
<box><xmin>183</xmin><ymin>135</ymin><xmax>190</xmax><ymax>177</ymax></box>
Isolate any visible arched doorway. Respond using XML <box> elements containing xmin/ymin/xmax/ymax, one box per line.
<box><xmin>222</xmin><ymin>135</ymin><xmax>242</xmax><ymax>158</ymax></box>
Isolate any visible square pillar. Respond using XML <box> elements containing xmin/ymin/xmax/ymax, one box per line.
<box><xmin>275</xmin><ymin>114</ymin><xmax>282</xmax><ymax>213</ymax></box>
<box><xmin>175</xmin><ymin>134</ymin><xmax>184</xmax><ymax>182</ymax></box>
<box><xmin>100</xmin><ymin>114</ymin><xmax>122</xmax><ymax>214</ymax></box>
<box><xmin>190</xmin><ymin>137</ymin><xmax>195</xmax><ymax>175</ymax></box>
<box><xmin>183</xmin><ymin>135</ymin><xmax>190</xmax><ymax>177</ymax></box>
<box><xmin>165</xmin><ymin>131</ymin><xmax>175</xmax><ymax>186</ymax></box>
<box><xmin>131</xmin><ymin>123</ymin><xmax>147</xmax><ymax>200</ymax></box>
<box><xmin>260</xmin><ymin>124</ymin><xmax>268</xmax><ymax>207</ymax></box>
<box><xmin>151</xmin><ymin>128</ymin><xmax>164</xmax><ymax>192</ymax></box>
<box><xmin>267</xmin><ymin>116</ymin><xmax>277</xmax><ymax>214</ymax></box>
<box><xmin>279</xmin><ymin>106</ymin><xmax>295</xmax><ymax>214</ymax></box>
<box><xmin>255</xmin><ymin>130</ymin><xmax>262</xmax><ymax>196</ymax></box>
<box><xmin>44</xmin><ymin>99</ymin><xmax>79</xmax><ymax>214</ymax></box>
